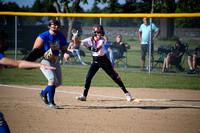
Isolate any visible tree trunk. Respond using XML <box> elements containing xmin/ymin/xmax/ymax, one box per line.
<box><xmin>159</xmin><ymin>0</ymin><xmax>175</xmax><ymax>39</ymax></box>
<box><xmin>67</xmin><ymin>17</ymin><xmax>75</xmax><ymax>41</ymax></box>
<box><xmin>160</xmin><ymin>18</ymin><xmax>174</xmax><ymax>39</ymax></box>
<box><xmin>53</xmin><ymin>1</ymin><xmax>66</xmax><ymax>37</ymax></box>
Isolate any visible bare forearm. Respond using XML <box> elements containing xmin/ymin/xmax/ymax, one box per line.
<box><xmin>18</xmin><ymin>60</ymin><xmax>42</xmax><ymax>69</ymax></box>
<box><xmin>138</xmin><ymin>31</ymin><xmax>142</xmax><ymax>41</ymax></box>
<box><xmin>0</xmin><ymin>57</ymin><xmax>55</xmax><ymax>70</ymax></box>
<box><xmin>153</xmin><ymin>30</ymin><xmax>160</xmax><ymax>40</ymax></box>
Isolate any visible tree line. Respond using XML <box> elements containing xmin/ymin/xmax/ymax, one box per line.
<box><xmin>0</xmin><ymin>0</ymin><xmax>199</xmax><ymax>40</ymax></box>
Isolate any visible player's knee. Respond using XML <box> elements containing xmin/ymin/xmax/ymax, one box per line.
<box><xmin>48</xmin><ymin>78</ymin><xmax>56</xmax><ymax>84</ymax></box>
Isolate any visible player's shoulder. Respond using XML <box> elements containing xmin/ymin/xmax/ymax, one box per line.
<box><xmin>41</xmin><ymin>30</ymin><xmax>49</xmax><ymax>35</ymax></box>
<box><xmin>58</xmin><ymin>31</ymin><xmax>65</xmax><ymax>37</ymax></box>
<box><xmin>0</xmin><ymin>53</ymin><xmax>5</xmax><ymax>60</ymax></box>
<box><xmin>100</xmin><ymin>37</ymin><xmax>105</xmax><ymax>42</ymax></box>
<box><xmin>99</xmin><ymin>37</ymin><xmax>105</xmax><ymax>44</ymax></box>
<box><xmin>39</xmin><ymin>31</ymin><xmax>49</xmax><ymax>38</ymax></box>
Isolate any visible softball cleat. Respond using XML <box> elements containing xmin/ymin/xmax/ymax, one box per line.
<box><xmin>48</xmin><ymin>102</ymin><xmax>59</xmax><ymax>109</ymax></box>
<box><xmin>125</xmin><ymin>92</ymin><xmax>133</xmax><ymax>102</ymax></box>
<box><xmin>76</xmin><ymin>95</ymin><xmax>86</xmax><ymax>101</ymax></box>
<box><xmin>39</xmin><ymin>90</ymin><xmax>48</xmax><ymax>104</ymax></box>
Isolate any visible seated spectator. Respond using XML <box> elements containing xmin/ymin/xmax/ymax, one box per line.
<box><xmin>103</xmin><ymin>36</ymin><xmax>111</xmax><ymax>56</ymax></box>
<box><xmin>187</xmin><ymin>46</ymin><xmax>200</xmax><ymax>74</ymax></box>
<box><xmin>161</xmin><ymin>40</ymin><xmax>184</xmax><ymax>73</ymax></box>
<box><xmin>65</xmin><ymin>36</ymin><xmax>87</xmax><ymax>65</ymax></box>
<box><xmin>108</xmin><ymin>34</ymin><xmax>130</xmax><ymax>66</ymax></box>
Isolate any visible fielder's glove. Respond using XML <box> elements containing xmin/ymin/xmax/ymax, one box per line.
<box><xmin>88</xmin><ymin>47</ymin><xmax>98</xmax><ymax>52</ymax></box>
<box><xmin>23</xmin><ymin>48</ymin><xmax>44</xmax><ymax>61</ymax></box>
<box><xmin>71</xmin><ymin>29</ymin><xmax>78</xmax><ymax>38</ymax></box>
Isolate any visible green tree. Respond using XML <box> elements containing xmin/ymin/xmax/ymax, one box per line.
<box><xmin>154</xmin><ymin>0</ymin><xmax>176</xmax><ymax>39</ymax></box>
<box><xmin>48</xmin><ymin>0</ymin><xmax>109</xmax><ymax>40</ymax></box>
<box><xmin>0</xmin><ymin>1</ymin><xmax>21</xmax><ymax>26</ymax></box>
<box><xmin>48</xmin><ymin>0</ymin><xmax>84</xmax><ymax>40</ymax></box>
<box><xmin>175</xmin><ymin>0</ymin><xmax>200</xmax><ymax>28</ymax></box>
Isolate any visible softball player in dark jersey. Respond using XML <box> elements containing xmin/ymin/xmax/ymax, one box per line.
<box><xmin>74</xmin><ymin>25</ymin><xmax>133</xmax><ymax>101</ymax></box>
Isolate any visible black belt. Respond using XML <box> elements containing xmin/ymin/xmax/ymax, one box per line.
<box><xmin>92</xmin><ymin>54</ymin><xmax>106</xmax><ymax>60</ymax></box>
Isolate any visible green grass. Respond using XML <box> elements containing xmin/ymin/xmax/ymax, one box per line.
<box><xmin>1</xmin><ymin>39</ymin><xmax>200</xmax><ymax>90</ymax></box>
<box><xmin>0</xmin><ymin>66</ymin><xmax>199</xmax><ymax>90</ymax></box>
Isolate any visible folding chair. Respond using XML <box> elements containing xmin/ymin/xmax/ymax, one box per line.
<box><xmin>64</xmin><ymin>49</ymin><xmax>85</xmax><ymax>65</ymax></box>
<box><xmin>168</xmin><ymin>43</ymin><xmax>189</xmax><ymax>72</ymax></box>
<box><xmin>195</xmin><ymin>61</ymin><xmax>200</xmax><ymax>74</ymax></box>
<box><xmin>153</xmin><ymin>53</ymin><xmax>166</xmax><ymax>70</ymax></box>
<box><xmin>153</xmin><ymin>44</ymin><xmax>173</xmax><ymax>70</ymax></box>
<box><xmin>193</xmin><ymin>46</ymin><xmax>200</xmax><ymax>74</ymax></box>
<box><xmin>115</xmin><ymin>48</ymin><xmax>128</xmax><ymax>68</ymax></box>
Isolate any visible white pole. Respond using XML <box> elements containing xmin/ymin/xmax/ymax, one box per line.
<box><xmin>15</xmin><ymin>16</ymin><xmax>17</xmax><ymax>60</ymax></box>
<box><xmin>148</xmin><ymin>0</ymin><xmax>154</xmax><ymax>74</ymax></box>
<box><xmin>100</xmin><ymin>17</ymin><xmax>102</xmax><ymax>25</ymax></box>
<box><xmin>149</xmin><ymin>18</ymin><xmax>152</xmax><ymax>74</ymax></box>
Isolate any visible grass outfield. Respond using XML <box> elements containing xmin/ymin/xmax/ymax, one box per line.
<box><xmin>1</xmin><ymin>66</ymin><xmax>200</xmax><ymax>90</ymax></box>
<box><xmin>1</xmin><ymin>39</ymin><xmax>200</xmax><ymax>90</ymax></box>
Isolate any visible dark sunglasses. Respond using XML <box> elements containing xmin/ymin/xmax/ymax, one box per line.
<box><xmin>95</xmin><ymin>31</ymin><xmax>102</xmax><ymax>34</ymax></box>
<box><xmin>50</xmin><ymin>21</ymin><xmax>60</xmax><ymax>26</ymax></box>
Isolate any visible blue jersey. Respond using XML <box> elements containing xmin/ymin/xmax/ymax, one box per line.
<box><xmin>0</xmin><ymin>52</ymin><xmax>5</xmax><ymax>73</ymax></box>
<box><xmin>39</xmin><ymin>31</ymin><xmax>68</xmax><ymax>57</ymax></box>
<box><xmin>104</xmin><ymin>42</ymin><xmax>111</xmax><ymax>52</ymax></box>
<box><xmin>0</xmin><ymin>52</ymin><xmax>5</xmax><ymax>60</ymax></box>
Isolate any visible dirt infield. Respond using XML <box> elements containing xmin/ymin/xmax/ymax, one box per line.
<box><xmin>0</xmin><ymin>84</ymin><xmax>200</xmax><ymax>133</ymax></box>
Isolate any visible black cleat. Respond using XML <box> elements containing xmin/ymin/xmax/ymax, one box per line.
<box><xmin>39</xmin><ymin>90</ymin><xmax>48</xmax><ymax>104</ymax></box>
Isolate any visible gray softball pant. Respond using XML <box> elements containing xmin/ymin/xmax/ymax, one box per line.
<box><xmin>40</xmin><ymin>58</ymin><xmax>62</xmax><ymax>87</ymax></box>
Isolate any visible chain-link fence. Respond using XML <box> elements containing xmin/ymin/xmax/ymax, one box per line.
<box><xmin>1</xmin><ymin>13</ymin><xmax>200</xmax><ymax>73</ymax></box>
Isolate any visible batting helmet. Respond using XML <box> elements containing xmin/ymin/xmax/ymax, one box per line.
<box><xmin>92</xmin><ymin>25</ymin><xmax>105</xmax><ymax>36</ymax></box>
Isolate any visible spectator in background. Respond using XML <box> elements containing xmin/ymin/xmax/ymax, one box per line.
<box><xmin>161</xmin><ymin>40</ymin><xmax>184</xmax><ymax>73</ymax></box>
<box><xmin>138</xmin><ymin>17</ymin><xmax>160</xmax><ymax>71</ymax></box>
<box><xmin>187</xmin><ymin>46</ymin><xmax>200</xmax><ymax>74</ymax></box>
<box><xmin>65</xmin><ymin>36</ymin><xmax>87</xmax><ymax>65</ymax></box>
<box><xmin>103</xmin><ymin>36</ymin><xmax>111</xmax><ymax>57</ymax></box>
<box><xmin>108</xmin><ymin>34</ymin><xmax>130</xmax><ymax>67</ymax></box>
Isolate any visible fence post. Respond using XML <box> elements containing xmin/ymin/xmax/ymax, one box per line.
<box><xmin>148</xmin><ymin>18</ymin><xmax>152</xmax><ymax>74</ymax></box>
<box><xmin>15</xmin><ymin>16</ymin><xmax>18</xmax><ymax>60</ymax></box>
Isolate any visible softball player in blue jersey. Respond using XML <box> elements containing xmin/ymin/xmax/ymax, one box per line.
<box><xmin>0</xmin><ymin>30</ymin><xmax>55</xmax><ymax>133</ymax></box>
<box><xmin>33</xmin><ymin>19</ymin><xmax>70</xmax><ymax>109</ymax></box>
<box><xmin>74</xmin><ymin>25</ymin><xmax>133</xmax><ymax>102</ymax></box>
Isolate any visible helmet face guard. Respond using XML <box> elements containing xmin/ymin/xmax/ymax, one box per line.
<box><xmin>48</xmin><ymin>20</ymin><xmax>60</xmax><ymax>33</ymax></box>
<box><xmin>92</xmin><ymin>25</ymin><xmax>105</xmax><ymax>36</ymax></box>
